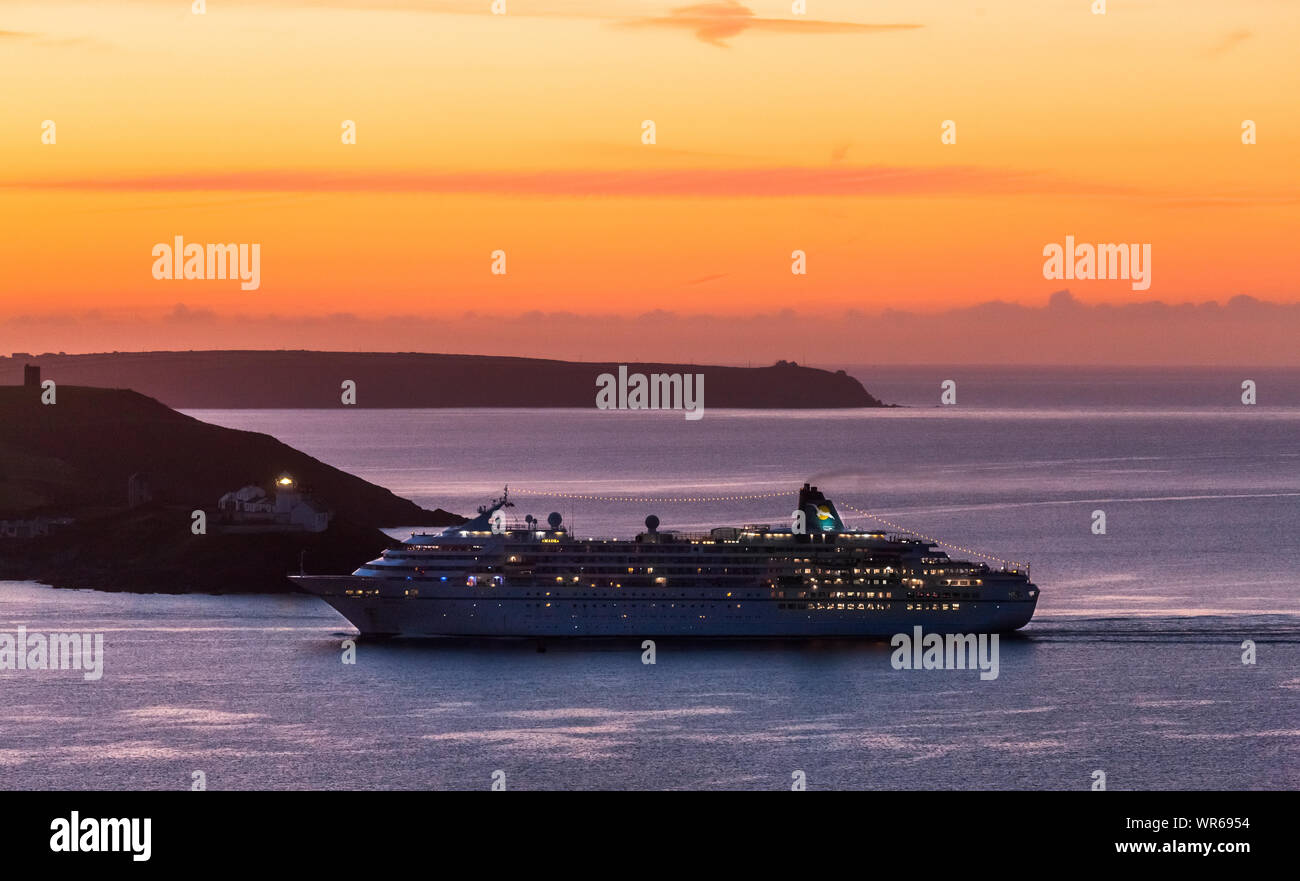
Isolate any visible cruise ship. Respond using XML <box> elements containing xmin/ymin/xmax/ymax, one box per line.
<box><xmin>291</xmin><ymin>485</ymin><xmax>1039</xmax><ymax>638</ymax></box>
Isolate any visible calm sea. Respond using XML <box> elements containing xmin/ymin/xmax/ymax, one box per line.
<box><xmin>3</xmin><ymin>370</ymin><xmax>1298</xmax><ymax>789</ymax></box>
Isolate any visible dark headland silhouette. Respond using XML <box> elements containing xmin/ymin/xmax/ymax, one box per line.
<box><xmin>0</xmin><ymin>353</ymin><xmax>883</xmax><ymax>592</ymax></box>
<box><xmin>0</xmin><ymin>384</ymin><xmax>464</xmax><ymax>593</ymax></box>
<box><xmin>0</xmin><ymin>351</ymin><xmax>883</xmax><ymax>408</ymax></box>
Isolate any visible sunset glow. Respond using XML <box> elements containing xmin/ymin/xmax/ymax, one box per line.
<box><xmin>1</xmin><ymin>0</ymin><xmax>1297</xmax><ymax>359</ymax></box>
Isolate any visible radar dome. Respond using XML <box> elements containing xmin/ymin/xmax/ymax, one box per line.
<box><xmin>644</xmin><ymin>514</ymin><xmax>660</xmax><ymax>533</ymax></box>
<box><xmin>547</xmin><ymin>512</ymin><xmax>563</xmax><ymax>529</ymax></box>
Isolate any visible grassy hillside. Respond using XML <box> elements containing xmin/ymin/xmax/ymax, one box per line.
<box><xmin>0</xmin><ymin>385</ymin><xmax>464</xmax><ymax>592</ymax></box>
<box><xmin>0</xmin><ymin>385</ymin><xmax>461</xmax><ymax>525</ymax></box>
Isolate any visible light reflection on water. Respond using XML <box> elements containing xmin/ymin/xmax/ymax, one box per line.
<box><xmin>1</xmin><ymin>582</ymin><xmax>1297</xmax><ymax>790</ymax></box>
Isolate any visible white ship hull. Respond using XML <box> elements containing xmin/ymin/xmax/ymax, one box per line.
<box><xmin>291</xmin><ymin>576</ymin><xmax>1037</xmax><ymax>638</ymax></box>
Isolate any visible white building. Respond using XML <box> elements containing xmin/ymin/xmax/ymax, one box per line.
<box><xmin>218</xmin><ymin>476</ymin><xmax>331</xmax><ymax>533</ymax></box>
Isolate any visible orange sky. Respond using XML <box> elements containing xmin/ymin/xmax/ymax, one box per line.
<box><xmin>1</xmin><ymin>0</ymin><xmax>1297</xmax><ymax>358</ymax></box>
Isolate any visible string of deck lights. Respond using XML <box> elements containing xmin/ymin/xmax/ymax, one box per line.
<box><xmin>511</xmin><ymin>489</ymin><xmax>790</xmax><ymax>503</ymax></box>
<box><xmin>837</xmin><ymin>502</ymin><xmax>1028</xmax><ymax>571</ymax></box>
<box><xmin>510</xmin><ymin>488</ymin><xmax>1027</xmax><ymax>571</ymax></box>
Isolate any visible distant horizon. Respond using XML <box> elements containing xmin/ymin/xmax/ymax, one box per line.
<box><xmin>5</xmin><ymin>289</ymin><xmax>1300</xmax><ymax>366</ymax></box>
<box><xmin>4</xmin><ymin>1</ymin><xmax>1297</xmax><ymax>367</ymax></box>
<box><xmin>6</xmin><ymin>350</ymin><xmax>1300</xmax><ymax>371</ymax></box>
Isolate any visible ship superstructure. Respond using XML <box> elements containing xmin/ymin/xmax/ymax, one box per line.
<box><xmin>291</xmin><ymin>485</ymin><xmax>1039</xmax><ymax>637</ymax></box>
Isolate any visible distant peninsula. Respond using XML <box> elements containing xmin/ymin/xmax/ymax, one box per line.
<box><xmin>0</xmin><ymin>351</ymin><xmax>883</xmax><ymax>409</ymax></box>
<box><xmin>0</xmin><ymin>384</ymin><xmax>464</xmax><ymax>593</ymax></box>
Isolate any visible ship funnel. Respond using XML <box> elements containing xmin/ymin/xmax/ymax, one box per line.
<box><xmin>798</xmin><ymin>483</ymin><xmax>845</xmax><ymax>534</ymax></box>
<box><xmin>448</xmin><ymin>488</ymin><xmax>517</xmax><ymax>534</ymax></box>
